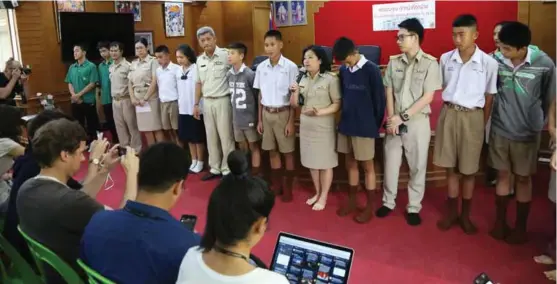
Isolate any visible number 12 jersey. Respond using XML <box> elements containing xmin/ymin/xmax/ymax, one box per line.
<box><xmin>227</xmin><ymin>65</ymin><xmax>258</xmax><ymax>130</ymax></box>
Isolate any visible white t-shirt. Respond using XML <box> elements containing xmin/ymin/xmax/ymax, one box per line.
<box><xmin>176</xmin><ymin>63</ymin><xmax>202</xmax><ymax>115</ymax></box>
<box><xmin>156</xmin><ymin>62</ymin><xmax>180</xmax><ymax>103</ymax></box>
<box><xmin>176</xmin><ymin>246</ymin><xmax>289</xmax><ymax>284</ymax></box>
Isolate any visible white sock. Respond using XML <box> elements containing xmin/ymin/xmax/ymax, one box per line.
<box><xmin>190</xmin><ymin>160</ymin><xmax>198</xmax><ymax>170</ymax></box>
<box><xmin>192</xmin><ymin>161</ymin><xmax>204</xmax><ymax>173</ymax></box>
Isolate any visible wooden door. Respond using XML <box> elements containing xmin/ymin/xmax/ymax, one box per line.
<box><xmin>252</xmin><ymin>6</ymin><xmax>270</xmax><ymax>61</ymax></box>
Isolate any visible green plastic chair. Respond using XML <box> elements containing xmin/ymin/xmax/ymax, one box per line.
<box><xmin>77</xmin><ymin>259</ymin><xmax>115</xmax><ymax>284</ymax></box>
<box><xmin>17</xmin><ymin>225</ymin><xmax>84</xmax><ymax>284</ymax></box>
<box><xmin>0</xmin><ymin>233</ymin><xmax>42</xmax><ymax>284</ymax></box>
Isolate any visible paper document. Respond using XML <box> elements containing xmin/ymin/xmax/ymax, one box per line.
<box><xmin>136</xmin><ymin>104</ymin><xmax>151</xmax><ymax>113</ymax></box>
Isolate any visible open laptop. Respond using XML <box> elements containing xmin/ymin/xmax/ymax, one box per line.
<box><xmin>270</xmin><ymin>232</ymin><xmax>354</xmax><ymax>284</ymax></box>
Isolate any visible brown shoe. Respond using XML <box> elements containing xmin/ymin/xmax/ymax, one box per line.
<box><xmin>270</xmin><ymin>169</ymin><xmax>283</xmax><ymax>196</ymax></box>
<box><xmin>436</xmin><ymin>197</ymin><xmax>459</xmax><ymax>231</ymax></box>
<box><xmin>354</xmin><ymin>190</ymin><xmax>376</xmax><ymax>224</ymax></box>
<box><xmin>505</xmin><ymin>201</ymin><xmax>530</xmax><ymax>244</ymax></box>
<box><xmin>337</xmin><ymin>185</ymin><xmax>358</xmax><ymax>217</ymax></box>
<box><xmin>281</xmin><ymin>170</ymin><xmax>295</xmax><ymax>203</ymax></box>
<box><xmin>460</xmin><ymin>198</ymin><xmax>478</xmax><ymax>235</ymax></box>
<box><xmin>489</xmin><ymin>195</ymin><xmax>510</xmax><ymax>240</ymax></box>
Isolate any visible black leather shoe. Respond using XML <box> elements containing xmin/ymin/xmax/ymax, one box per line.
<box><xmin>406</xmin><ymin>212</ymin><xmax>422</xmax><ymax>226</ymax></box>
<box><xmin>375</xmin><ymin>206</ymin><xmax>392</xmax><ymax>218</ymax></box>
<box><xmin>201</xmin><ymin>173</ymin><xmax>221</xmax><ymax>181</ymax></box>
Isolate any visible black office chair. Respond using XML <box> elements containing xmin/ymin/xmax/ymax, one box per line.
<box><xmin>359</xmin><ymin>45</ymin><xmax>381</xmax><ymax>65</ymax></box>
<box><xmin>319</xmin><ymin>45</ymin><xmax>333</xmax><ymax>63</ymax></box>
<box><xmin>252</xmin><ymin>55</ymin><xmax>269</xmax><ymax>71</ymax></box>
<box><xmin>249</xmin><ymin>254</ymin><xmax>268</xmax><ymax>269</ymax></box>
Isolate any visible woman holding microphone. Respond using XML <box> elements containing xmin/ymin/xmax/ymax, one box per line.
<box><xmin>289</xmin><ymin>45</ymin><xmax>341</xmax><ymax>211</ymax></box>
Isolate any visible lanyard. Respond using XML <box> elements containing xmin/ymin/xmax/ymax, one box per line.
<box><xmin>213</xmin><ymin>245</ymin><xmax>250</xmax><ymax>263</ymax></box>
<box><xmin>34</xmin><ymin>175</ymin><xmax>68</xmax><ymax>188</ymax></box>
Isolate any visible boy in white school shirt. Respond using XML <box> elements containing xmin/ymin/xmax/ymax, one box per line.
<box><xmin>153</xmin><ymin>45</ymin><xmax>181</xmax><ymax>144</ymax></box>
<box><xmin>433</xmin><ymin>14</ymin><xmax>498</xmax><ymax>235</ymax></box>
<box><xmin>254</xmin><ymin>30</ymin><xmax>299</xmax><ymax>202</ymax></box>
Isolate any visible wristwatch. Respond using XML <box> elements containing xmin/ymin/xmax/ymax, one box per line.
<box><xmin>400</xmin><ymin>111</ymin><xmax>410</xmax><ymax>122</ymax></box>
<box><xmin>89</xmin><ymin>158</ymin><xmax>100</xmax><ymax>166</ymax></box>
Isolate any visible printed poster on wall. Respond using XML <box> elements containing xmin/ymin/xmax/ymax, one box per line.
<box><xmin>372</xmin><ymin>0</ymin><xmax>435</xmax><ymax>32</ymax></box>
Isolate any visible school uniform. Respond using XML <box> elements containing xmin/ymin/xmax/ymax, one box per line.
<box><xmin>196</xmin><ymin>47</ymin><xmax>235</xmax><ymax>177</ymax></box>
<box><xmin>434</xmin><ymin>46</ymin><xmax>498</xmax><ymax>175</ymax></box>
<box><xmin>109</xmin><ymin>59</ymin><xmax>142</xmax><ymax>152</ymax></box>
<box><xmin>337</xmin><ymin>55</ymin><xmax>385</xmax><ymax>162</ymax></box>
<box><xmin>156</xmin><ymin>62</ymin><xmax>180</xmax><ymax>130</ymax></box>
<box><xmin>253</xmin><ymin>55</ymin><xmax>299</xmax><ymax>200</ymax></box>
<box><xmin>382</xmin><ymin>50</ymin><xmax>441</xmax><ymax>215</ymax></box>
<box><xmin>253</xmin><ymin>55</ymin><xmax>298</xmax><ymax>153</ymax></box>
<box><xmin>298</xmin><ymin>72</ymin><xmax>340</xmax><ymax>170</ymax></box>
<box><xmin>227</xmin><ymin>64</ymin><xmax>260</xmax><ymax>143</ymax></box>
<box><xmin>434</xmin><ymin>46</ymin><xmax>498</xmax><ymax>234</ymax></box>
<box><xmin>176</xmin><ymin>63</ymin><xmax>206</xmax><ymax>144</ymax></box>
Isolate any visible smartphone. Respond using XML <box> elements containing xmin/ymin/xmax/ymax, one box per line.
<box><xmin>474</xmin><ymin>272</ymin><xmax>494</xmax><ymax>284</ymax></box>
<box><xmin>117</xmin><ymin>146</ymin><xmax>127</xmax><ymax>156</ymax></box>
<box><xmin>180</xmin><ymin>214</ymin><xmax>197</xmax><ymax>231</ymax></box>
<box><xmin>398</xmin><ymin>124</ymin><xmax>408</xmax><ymax>135</ymax></box>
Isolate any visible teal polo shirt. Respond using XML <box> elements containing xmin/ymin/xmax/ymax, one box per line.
<box><xmin>98</xmin><ymin>59</ymin><xmax>113</xmax><ymax>105</ymax></box>
<box><xmin>65</xmin><ymin>59</ymin><xmax>99</xmax><ymax>104</ymax></box>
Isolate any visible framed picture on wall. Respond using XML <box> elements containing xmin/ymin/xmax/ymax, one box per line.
<box><xmin>135</xmin><ymin>31</ymin><xmax>154</xmax><ymax>55</ymax></box>
<box><xmin>115</xmin><ymin>1</ymin><xmax>141</xmax><ymax>22</ymax></box>
<box><xmin>290</xmin><ymin>0</ymin><xmax>307</xmax><ymax>26</ymax></box>
<box><xmin>163</xmin><ymin>2</ymin><xmax>185</xmax><ymax>37</ymax></box>
<box><xmin>272</xmin><ymin>1</ymin><xmax>290</xmax><ymax>27</ymax></box>
<box><xmin>54</xmin><ymin>0</ymin><xmax>85</xmax><ymax>43</ymax></box>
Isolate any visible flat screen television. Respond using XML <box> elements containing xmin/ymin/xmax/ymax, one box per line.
<box><xmin>60</xmin><ymin>12</ymin><xmax>135</xmax><ymax>62</ymax></box>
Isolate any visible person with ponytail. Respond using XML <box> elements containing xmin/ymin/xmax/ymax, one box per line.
<box><xmin>176</xmin><ymin>150</ymin><xmax>288</xmax><ymax>284</ymax></box>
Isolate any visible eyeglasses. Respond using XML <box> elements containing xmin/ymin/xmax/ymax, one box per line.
<box><xmin>396</xmin><ymin>34</ymin><xmax>415</xmax><ymax>42</ymax></box>
<box><xmin>180</xmin><ymin>71</ymin><xmax>190</xmax><ymax>80</ymax></box>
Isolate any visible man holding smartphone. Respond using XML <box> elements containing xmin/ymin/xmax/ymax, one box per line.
<box><xmin>81</xmin><ymin>143</ymin><xmax>200</xmax><ymax>284</ymax></box>
<box><xmin>379</xmin><ymin>18</ymin><xmax>442</xmax><ymax>226</ymax></box>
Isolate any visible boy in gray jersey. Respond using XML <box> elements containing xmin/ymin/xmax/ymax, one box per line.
<box><xmin>488</xmin><ymin>22</ymin><xmax>556</xmax><ymax>244</ymax></box>
<box><xmin>226</xmin><ymin>42</ymin><xmax>262</xmax><ymax>176</ymax></box>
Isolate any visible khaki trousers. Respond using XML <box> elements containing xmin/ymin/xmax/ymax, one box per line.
<box><xmin>113</xmin><ymin>98</ymin><xmax>142</xmax><ymax>152</ymax></box>
<box><xmin>203</xmin><ymin>96</ymin><xmax>235</xmax><ymax>174</ymax></box>
<box><xmin>382</xmin><ymin>115</ymin><xmax>431</xmax><ymax>213</ymax></box>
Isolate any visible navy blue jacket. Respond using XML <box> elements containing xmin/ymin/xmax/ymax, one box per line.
<box><xmin>338</xmin><ymin>61</ymin><xmax>386</xmax><ymax>138</ymax></box>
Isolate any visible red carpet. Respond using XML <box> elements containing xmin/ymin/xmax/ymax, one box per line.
<box><xmin>78</xmin><ymin>165</ymin><xmax>555</xmax><ymax>284</ymax></box>
<box><xmin>85</xmin><ymin>96</ymin><xmax>555</xmax><ymax>283</ymax></box>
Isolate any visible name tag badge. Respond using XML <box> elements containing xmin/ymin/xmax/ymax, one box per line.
<box><xmin>395</xmin><ymin>69</ymin><xmax>404</xmax><ymax>73</ymax></box>
<box><xmin>200</xmin><ymin>65</ymin><xmax>207</xmax><ymax>68</ymax></box>
<box><xmin>447</xmin><ymin>66</ymin><xmax>454</xmax><ymax>72</ymax></box>
<box><xmin>215</xmin><ymin>61</ymin><xmax>224</xmax><ymax>66</ymax></box>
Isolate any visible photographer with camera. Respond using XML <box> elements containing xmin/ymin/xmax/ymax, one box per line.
<box><xmin>0</xmin><ymin>58</ymin><xmax>31</xmax><ymax>106</ymax></box>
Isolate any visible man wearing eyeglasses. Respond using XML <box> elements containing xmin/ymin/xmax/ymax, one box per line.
<box><xmin>379</xmin><ymin>18</ymin><xmax>441</xmax><ymax>226</ymax></box>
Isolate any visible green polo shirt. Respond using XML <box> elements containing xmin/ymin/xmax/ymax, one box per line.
<box><xmin>65</xmin><ymin>59</ymin><xmax>99</xmax><ymax>104</ymax></box>
<box><xmin>98</xmin><ymin>59</ymin><xmax>113</xmax><ymax>105</ymax></box>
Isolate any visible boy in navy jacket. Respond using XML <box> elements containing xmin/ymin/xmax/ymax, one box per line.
<box><xmin>332</xmin><ymin>37</ymin><xmax>386</xmax><ymax>224</ymax></box>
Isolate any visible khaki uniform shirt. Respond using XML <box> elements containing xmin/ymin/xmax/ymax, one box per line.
<box><xmin>195</xmin><ymin>46</ymin><xmax>231</xmax><ymax>98</ymax></box>
<box><xmin>299</xmin><ymin>72</ymin><xmax>341</xmax><ymax>109</ymax></box>
<box><xmin>129</xmin><ymin>55</ymin><xmax>159</xmax><ymax>100</ymax></box>
<box><xmin>109</xmin><ymin>59</ymin><xmax>131</xmax><ymax>99</ymax></box>
<box><xmin>383</xmin><ymin>49</ymin><xmax>442</xmax><ymax>115</ymax></box>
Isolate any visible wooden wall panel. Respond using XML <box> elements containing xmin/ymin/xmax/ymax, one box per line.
<box><xmin>277</xmin><ymin>1</ymin><xmax>325</xmax><ymax>65</ymax></box>
<box><xmin>16</xmin><ymin>1</ymin><xmax>203</xmax><ymax>97</ymax></box>
<box><xmin>527</xmin><ymin>2</ymin><xmax>556</xmax><ymax>61</ymax></box>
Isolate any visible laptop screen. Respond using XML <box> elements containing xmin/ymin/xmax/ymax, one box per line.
<box><xmin>270</xmin><ymin>233</ymin><xmax>354</xmax><ymax>284</ymax></box>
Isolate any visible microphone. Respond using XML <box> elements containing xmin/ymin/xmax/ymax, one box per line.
<box><xmin>295</xmin><ymin>67</ymin><xmax>307</xmax><ymax>106</ymax></box>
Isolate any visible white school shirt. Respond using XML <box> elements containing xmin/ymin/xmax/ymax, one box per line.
<box><xmin>156</xmin><ymin>62</ymin><xmax>180</xmax><ymax>103</ymax></box>
<box><xmin>176</xmin><ymin>64</ymin><xmax>203</xmax><ymax>115</ymax></box>
<box><xmin>253</xmin><ymin>55</ymin><xmax>298</xmax><ymax>107</ymax></box>
<box><xmin>348</xmin><ymin>55</ymin><xmax>368</xmax><ymax>73</ymax></box>
<box><xmin>439</xmin><ymin>46</ymin><xmax>499</xmax><ymax>109</ymax></box>
<box><xmin>175</xmin><ymin>247</ymin><xmax>289</xmax><ymax>284</ymax></box>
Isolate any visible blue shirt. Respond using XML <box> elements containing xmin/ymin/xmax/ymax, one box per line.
<box><xmin>338</xmin><ymin>61</ymin><xmax>386</xmax><ymax>138</ymax></box>
<box><xmin>80</xmin><ymin>201</ymin><xmax>200</xmax><ymax>284</ymax></box>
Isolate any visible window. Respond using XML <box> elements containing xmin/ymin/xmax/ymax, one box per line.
<box><xmin>0</xmin><ymin>8</ymin><xmax>20</xmax><ymax>70</ymax></box>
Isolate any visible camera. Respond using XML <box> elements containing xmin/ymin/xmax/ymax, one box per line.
<box><xmin>20</xmin><ymin>65</ymin><xmax>32</xmax><ymax>75</ymax></box>
<box><xmin>117</xmin><ymin>146</ymin><xmax>127</xmax><ymax>156</ymax></box>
